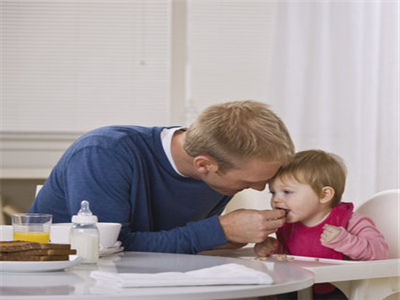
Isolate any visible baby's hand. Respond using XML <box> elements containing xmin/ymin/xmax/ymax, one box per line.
<box><xmin>320</xmin><ymin>224</ymin><xmax>342</xmax><ymax>244</ymax></box>
<box><xmin>254</xmin><ymin>237</ymin><xmax>278</xmax><ymax>257</ymax></box>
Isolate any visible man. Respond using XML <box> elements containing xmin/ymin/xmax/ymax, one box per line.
<box><xmin>30</xmin><ymin>100</ymin><xmax>294</xmax><ymax>253</ymax></box>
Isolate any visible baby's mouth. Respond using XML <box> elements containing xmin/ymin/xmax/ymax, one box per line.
<box><xmin>276</xmin><ymin>207</ymin><xmax>290</xmax><ymax>216</ymax></box>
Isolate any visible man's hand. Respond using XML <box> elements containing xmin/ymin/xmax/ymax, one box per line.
<box><xmin>218</xmin><ymin>209</ymin><xmax>286</xmax><ymax>244</ymax></box>
<box><xmin>320</xmin><ymin>224</ymin><xmax>342</xmax><ymax>244</ymax></box>
<box><xmin>254</xmin><ymin>237</ymin><xmax>278</xmax><ymax>257</ymax></box>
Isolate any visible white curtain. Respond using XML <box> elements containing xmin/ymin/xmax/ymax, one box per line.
<box><xmin>227</xmin><ymin>0</ymin><xmax>399</xmax><ymax>211</ymax></box>
<box><xmin>267</xmin><ymin>1</ymin><xmax>399</xmax><ymax>206</ymax></box>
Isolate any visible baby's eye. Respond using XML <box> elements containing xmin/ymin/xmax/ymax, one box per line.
<box><xmin>283</xmin><ymin>190</ymin><xmax>293</xmax><ymax>195</ymax></box>
<box><xmin>269</xmin><ymin>190</ymin><xmax>276</xmax><ymax>195</ymax></box>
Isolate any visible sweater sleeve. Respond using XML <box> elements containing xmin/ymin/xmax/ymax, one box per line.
<box><xmin>323</xmin><ymin>213</ymin><xmax>388</xmax><ymax>260</ymax></box>
<box><xmin>63</xmin><ymin>144</ymin><xmax>228</xmax><ymax>254</ymax></box>
<box><xmin>120</xmin><ymin>216</ymin><xmax>227</xmax><ymax>253</ymax></box>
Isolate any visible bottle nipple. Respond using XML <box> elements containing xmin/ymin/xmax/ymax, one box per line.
<box><xmin>78</xmin><ymin>200</ymin><xmax>93</xmax><ymax>217</ymax></box>
<box><xmin>72</xmin><ymin>200</ymin><xmax>98</xmax><ymax>224</ymax></box>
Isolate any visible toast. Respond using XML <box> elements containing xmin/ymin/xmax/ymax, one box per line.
<box><xmin>0</xmin><ymin>248</ymin><xmax>76</xmax><ymax>257</ymax></box>
<box><xmin>0</xmin><ymin>241</ymin><xmax>76</xmax><ymax>261</ymax></box>
<box><xmin>0</xmin><ymin>241</ymin><xmax>42</xmax><ymax>252</ymax></box>
<box><xmin>0</xmin><ymin>255</ymin><xmax>70</xmax><ymax>261</ymax></box>
<box><xmin>39</xmin><ymin>243</ymin><xmax>73</xmax><ymax>250</ymax></box>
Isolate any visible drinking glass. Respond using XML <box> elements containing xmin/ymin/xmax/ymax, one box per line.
<box><xmin>12</xmin><ymin>213</ymin><xmax>52</xmax><ymax>243</ymax></box>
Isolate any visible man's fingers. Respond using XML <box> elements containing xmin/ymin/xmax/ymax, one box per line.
<box><xmin>264</xmin><ymin>217</ymin><xmax>285</xmax><ymax>229</ymax></box>
<box><xmin>219</xmin><ymin>209</ymin><xmax>287</xmax><ymax>244</ymax></box>
<box><xmin>261</xmin><ymin>209</ymin><xmax>285</xmax><ymax>220</ymax></box>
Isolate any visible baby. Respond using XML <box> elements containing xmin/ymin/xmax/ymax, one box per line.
<box><xmin>254</xmin><ymin>149</ymin><xmax>388</xmax><ymax>299</ymax></box>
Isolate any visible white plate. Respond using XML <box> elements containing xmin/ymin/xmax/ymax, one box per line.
<box><xmin>0</xmin><ymin>256</ymin><xmax>85</xmax><ymax>273</ymax></box>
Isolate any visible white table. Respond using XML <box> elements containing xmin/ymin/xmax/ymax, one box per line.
<box><xmin>0</xmin><ymin>251</ymin><xmax>314</xmax><ymax>300</ymax></box>
<box><xmin>200</xmin><ymin>247</ymin><xmax>400</xmax><ymax>300</ymax></box>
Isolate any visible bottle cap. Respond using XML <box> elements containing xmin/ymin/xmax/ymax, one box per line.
<box><xmin>72</xmin><ymin>200</ymin><xmax>98</xmax><ymax>224</ymax></box>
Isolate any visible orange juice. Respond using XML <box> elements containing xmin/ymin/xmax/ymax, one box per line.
<box><xmin>13</xmin><ymin>231</ymin><xmax>50</xmax><ymax>243</ymax></box>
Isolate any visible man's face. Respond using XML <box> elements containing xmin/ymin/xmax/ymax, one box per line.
<box><xmin>203</xmin><ymin>159</ymin><xmax>281</xmax><ymax>196</ymax></box>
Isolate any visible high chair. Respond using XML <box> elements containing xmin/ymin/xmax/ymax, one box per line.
<box><xmin>324</xmin><ymin>189</ymin><xmax>400</xmax><ymax>300</ymax></box>
<box><xmin>35</xmin><ymin>185</ymin><xmax>43</xmax><ymax>197</ymax></box>
<box><xmin>356</xmin><ymin>189</ymin><xmax>399</xmax><ymax>259</ymax></box>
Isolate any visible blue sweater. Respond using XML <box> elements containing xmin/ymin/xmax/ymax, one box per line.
<box><xmin>29</xmin><ymin>126</ymin><xmax>232</xmax><ymax>253</ymax></box>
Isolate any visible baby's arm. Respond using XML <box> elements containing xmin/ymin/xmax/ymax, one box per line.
<box><xmin>254</xmin><ymin>236</ymin><xmax>282</xmax><ymax>257</ymax></box>
<box><xmin>321</xmin><ymin>212</ymin><xmax>388</xmax><ymax>260</ymax></box>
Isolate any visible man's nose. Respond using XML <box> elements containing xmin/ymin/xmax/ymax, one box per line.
<box><xmin>250</xmin><ymin>182</ymin><xmax>267</xmax><ymax>191</ymax></box>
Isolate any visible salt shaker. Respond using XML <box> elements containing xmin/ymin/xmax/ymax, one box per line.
<box><xmin>70</xmin><ymin>200</ymin><xmax>99</xmax><ymax>263</ymax></box>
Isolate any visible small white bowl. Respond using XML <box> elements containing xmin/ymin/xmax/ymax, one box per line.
<box><xmin>50</xmin><ymin>222</ymin><xmax>121</xmax><ymax>249</ymax></box>
<box><xmin>0</xmin><ymin>225</ymin><xmax>13</xmax><ymax>241</ymax></box>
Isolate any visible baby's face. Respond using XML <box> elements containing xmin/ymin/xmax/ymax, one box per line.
<box><xmin>269</xmin><ymin>177</ymin><xmax>330</xmax><ymax>227</ymax></box>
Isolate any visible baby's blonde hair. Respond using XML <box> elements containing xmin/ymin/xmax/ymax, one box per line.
<box><xmin>269</xmin><ymin>150</ymin><xmax>347</xmax><ymax>206</ymax></box>
<box><xmin>183</xmin><ymin>100</ymin><xmax>295</xmax><ymax>172</ymax></box>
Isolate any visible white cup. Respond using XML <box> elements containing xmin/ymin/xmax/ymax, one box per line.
<box><xmin>0</xmin><ymin>225</ymin><xmax>13</xmax><ymax>241</ymax></box>
<box><xmin>50</xmin><ymin>222</ymin><xmax>121</xmax><ymax>249</ymax></box>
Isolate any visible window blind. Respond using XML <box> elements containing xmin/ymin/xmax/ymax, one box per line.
<box><xmin>1</xmin><ymin>0</ymin><xmax>171</xmax><ymax>133</ymax></box>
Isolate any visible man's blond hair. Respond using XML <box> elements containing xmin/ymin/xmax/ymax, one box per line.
<box><xmin>269</xmin><ymin>150</ymin><xmax>347</xmax><ymax>206</ymax></box>
<box><xmin>183</xmin><ymin>100</ymin><xmax>295</xmax><ymax>172</ymax></box>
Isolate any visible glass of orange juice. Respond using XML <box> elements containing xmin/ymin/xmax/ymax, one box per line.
<box><xmin>12</xmin><ymin>213</ymin><xmax>52</xmax><ymax>243</ymax></box>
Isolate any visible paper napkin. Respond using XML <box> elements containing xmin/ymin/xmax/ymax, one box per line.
<box><xmin>90</xmin><ymin>263</ymin><xmax>273</xmax><ymax>287</ymax></box>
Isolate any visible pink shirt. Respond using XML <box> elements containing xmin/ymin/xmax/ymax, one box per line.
<box><xmin>276</xmin><ymin>202</ymin><xmax>388</xmax><ymax>294</ymax></box>
<box><xmin>276</xmin><ymin>202</ymin><xmax>388</xmax><ymax>261</ymax></box>
<box><xmin>323</xmin><ymin>212</ymin><xmax>388</xmax><ymax>260</ymax></box>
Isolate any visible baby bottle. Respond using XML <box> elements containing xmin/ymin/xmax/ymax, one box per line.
<box><xmin>70</xmin><ymin>200</ymin><xmax>99</xmax><ymax>263</ymax></box>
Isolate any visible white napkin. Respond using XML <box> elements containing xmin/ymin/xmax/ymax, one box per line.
<box><xmin>90</xmin><ymin>263</ymin><xmax>273</xmax><ymax>287</ymax></box>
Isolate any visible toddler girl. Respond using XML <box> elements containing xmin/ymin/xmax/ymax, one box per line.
<box><xmin>254</xmin><ymin>150</ymin><xmax>388</xmax><ymax>300</ymax></box>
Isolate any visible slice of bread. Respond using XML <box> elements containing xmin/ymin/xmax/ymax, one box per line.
<box><xmin>0</xmin><ymin>255</ymin><xmax>70</xmax><ymax>261</ymax></box>
<box><xmin>0</xmin><ymin>241</ymin><xmax>76</xmax><ymax>261</ymax></box>
<box><xmin>0</xmin><ymin>248</ymin><xmax>76</xmax><ymax>257</ymax></box>
<box><xmin>0</xmin><ymin>241</ymin><xmax>41</xmax><ymax>252</ymax></box>
<box><xmin>39</xmin><ymin>243</ymin><xmax>74</xmax><ymax>250</ymax></box>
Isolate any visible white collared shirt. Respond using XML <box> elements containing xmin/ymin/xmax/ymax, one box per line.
<box><xmin>160</xmin><ymin>127</ymin><xmax>187</xmax><ymax>177</ymax></box>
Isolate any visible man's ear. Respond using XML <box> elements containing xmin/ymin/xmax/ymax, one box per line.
<box><xmin>193</xmin><ymin>156</ymin><xmax>216</xmax><ymax>174</ymax></box>
<box><xmin>319</xmin><ymin>186</ymin><xmax>335</xmax><ymax>204</ymax></box>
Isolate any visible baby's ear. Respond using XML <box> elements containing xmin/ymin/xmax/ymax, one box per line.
<box><xmin>319</xmin><ymin>186</ymin><xmax>335</xmax><ymax>204</ymax></box>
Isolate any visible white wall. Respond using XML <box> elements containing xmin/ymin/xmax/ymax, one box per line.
<box><xmin>1</xmin><ymin>0</ymin><xmax>399</xmax><ymax>218</ymax></box>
